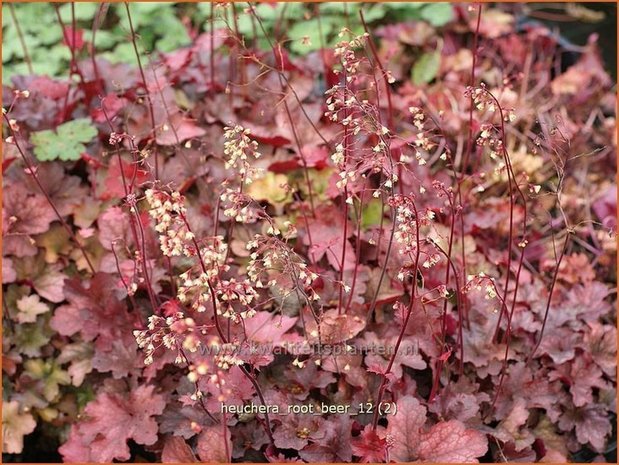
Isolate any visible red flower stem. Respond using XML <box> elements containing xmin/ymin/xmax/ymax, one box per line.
<box><xmin>359</xmin><ymin>10</ymin><xmax>403</xmax><ymax>197</ymax></box>
<box><xmin>248</xmin><ymin>4</ymin><xmax>332</xmax><ymax>149</ymax></box>
<box><xmin>482</xmin><ymin>91</ymin><xmax>528</xmax><ymax>413</ymax></box>
<box><xmin>372</xmin><ymin>199</ymin><xmax>421</xmax><ymax>430</ymax></box>
<box><xmin>179</xmin><ymin>214</ymin><xmax>275</xmax><ymax>446</ymax></box>
<box><xmin>336</xmin><ymin>61</ymin><xmax>355</xmax><ymax>315</ymax></box>
<box><xmin>338</xmin><ymin>186</ymin><xmax>349</xmax><ymax>316</ymax></box>
<box><xmin>359</xmin><ymin>11</ymin><xmax>394</xmax><ymax>131</ymax></box>
<box><xmin>3</xmin><ymin>114</ymin><xmax>96</xmax><ymax>275</ymax></box>
<box><xmin>527</xmin><ymin>231</ymin><xmax>570</xmax><ymax>363</ymax></box>
<box><xmin>53</xmin><ymin>4</ymin><xmax>78</xmax><ymax>79</ymax></box>
<box><xmin>345</xmin><ymin>189</ymin><xmax>365</xmax><ymax>312</ymax></box>
<box><xmin>484</xmin><ymin>90</ymin><xmax>528</xmax><ymax>344</ymax></box>
<box><xmin>360</xmin><ymin>11</ymin><xmax>403</xmax><ymax>314</ymax></box>
<box><xmin>273</xmin><ymin>42</ymin><xmax>316</xmax><ymax>217</ymax></box>
<box><xmin>440</xmin><ymin>188</ymin><xmax>465</xmax><ymax>371</ymax></box>
<box><xmin>455</xmin><ymin>4</ymin><xmax>483</xmax><ymax>322</ymax></box>
<box><xmin>124</xmin><ymin>2</ymin><xmax>159</xmax><ymax>179</ymax></box>
<box><xmin>101</xmin><ymin>105</ymin><xmax>160</xmax><ymax>312</ymax></box>
<box><xmin>460</xmin><ymin>4</ymin><xmax>482</xmax><ymax>176</ymax></box>
<box><xmin>428</xmin><ymin>238</ymin><xmax>466</xmax><ymax>401</ymax></box>
<box><xmin>111</xmin><ymin>241</ymin><xmax>140</xmax><ymax>321</ymax></box>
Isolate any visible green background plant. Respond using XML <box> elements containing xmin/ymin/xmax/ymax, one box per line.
<box><xmin>2</xmin><ymin>2</ymin><xmax>452</xmax><ymax>84</ymax></box>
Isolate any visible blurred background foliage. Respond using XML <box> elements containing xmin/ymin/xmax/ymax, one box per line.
<box><xmin>3</xmin><ymin>2</ymin><xmax>615</xmax><ymax>85</ymax></box>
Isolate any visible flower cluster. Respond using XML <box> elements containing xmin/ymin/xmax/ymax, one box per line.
<box><xmin>468</xmin><ymin>84</ymin><xmax>517</xmax><ymax>123</ymax></box>
<box><xmin>134</xmin><ymin>313</ymin><xmax>198</xmax><ymax>365</ymax></box>
<box><xmin>220</xmin><ymin>188</ymin><xmax>258</xmax><ymax>223</ymax></box>
<box><xmin>246</xmin><ymin>234</ymin><xmax>320</xmax><ymax>303</ymax></box>
<box><xmin>324</xmin><ymin>33</ymin><xmax>399</xmax><ymax>200</ymax></box>
<box><xmin>214</xmin><ymin>278</ymin><xmax>259</xmax><ymax>322</ymax></box>
<box><xmin>177</xmin><ymin>235</ymin><xmax>230</xmax><ymax>311</ymax></box>
<box><xmin>390</xmin><ymin>194</ymin><xmax>421</xmax><ymax>256</ymax></box>
<box><xmin>145</xmin><ymin>189</ymin><xmax>196</xmax><ymax>257</ymax></box>
<box><xmin>223</xmin><ymin>124</ymin><xmax>262</xmax><ymax>183</ymax></box>
<box><xmin>463</xmin><ymin>272</ymin><xmax>501</xmax><ymax>306</ymax></box>
<box><xmin>332</xmin><ymin>30</ymin><xmax>369</xmax><ymax>79</ymax></box>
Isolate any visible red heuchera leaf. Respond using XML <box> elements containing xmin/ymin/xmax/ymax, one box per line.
<box><xmin>592</xmin><ymin>184</ymin><xmax>616</xmax><ymax>230</ymax></box>
<box><xmin>241</xmin><ymin>311</ymin><xmax>297</xmax><ymax>345</ymax></box>
<box><xmin>158</xmin><ymin>402</ymin><xmax>214</xmax><ymax>440</ymax></box>
<box><xmin>298</xmin><ymin>417</ymin><xmax>353</xmax><ymax>462</ymax></box>
<box><xmin>91</xmin><ymin>93</ymin><xmax>128</xmax><ymax>123</ymax></box>
<box><xmin>303</xmin><ymin>205</ymin><xmax>357</xmax><ymax>271</ymax></box>
<box><xmin>549</xmin><ymin>356</ymin><xmax>606</xmax><ymax>407</ymax></box>
<box><xmin>204</xmin><ymin>366</ymin><xmax>255</xmax><ymax>411</ymax></box>
<box><xmin>564</xmin><ymin>281</ymin><xmax>611</xmax><ymax>323</ymax></box>
<box><xmin>304</xmin><ymin>308</ymin><xmax>366</xmax><ymax>345</ymax></box>
<box><xmin>279</xmin><ymin>362</ymin><xmax>335</xmax><ymax>401</ymax></box>
<box><xmin>274</xmin><ymin>415</ymin><xmax>326</xmax><ymax>450</ymax></box>
<box><xmin>558</xmin><ymin>405</ymin><xmax>612</xmax><ymax>453</ymax></box>
<box><xmin>582</xmin><ymin>322</ymin><xmax>616</xmax><ymax>377</ymax></box>
<box><xmin>50</xmin><ymin>273</ymin><xmax>138</xmax><ymax>344</ymax></box>
<box><xmin>23</xmin><ymin>162</ymin><xmax>88</xmax><ymax>217</ymax></box>
<box><xmin>196</xmin><ymin>425</ymin><xmax>231</xmax><ymax>462</ymax></box>
<box><xmin>156</xmin><ymin>113</ymin><xmax>206</xmax><ymax>146</ymax></box>
<box><xmin>32</xmin><ymin>263</ymin><xmax>66</xmax><ymax>303</ymax></box>
<box><xmin>29</xmin><ymin>75</ymin><xmax>70</xmax><ymax>99</ymax></box>
<box><xmin>97</xmin><ymin>206</ymin><xmax>133</xmax><ymax>250</ymax></box>
<box><xmin>2</xmin><ymin>257</ymin><xmax>17</xmax><ymax>283</ymax></box>
<box><xmin>162</xmin><ymin>436</ymin><xmax>197</xmax><ymax>463</ymax></box>
<box><xmin>232</xmin><ymin>423</ymin><xmax>271</xmax><ymax>459</ymax></box>
<box><xmin>492</xmin><ymin>398</ymin><xmax>535</xmax><ymax>452</ymax></box>
<box><xmin>91</xmin><ymin>336</ymin><xmax>141</xmax><ymax>379</ymax></box>
<box><xmin>102</xmin><ymin>156</ymin><xmax>149</xmax><ymax>200</ymax></box>
<box><xmin>2</xmin><ymin>184</ymin><xmax>56</xmax><ymax>257</ymax></box>
<box><xmin>387</xmin><ymin>395</ymin><xmax>488</xmax><ymax>462</ymax></box>
<box><xmin>59</xmin><ymin>385</ymin><xmax>166</xmax><ymax>462</ymax></box>
<box><xmin>351</xmin><ymin>425</ymin><xmax>388</xmax><ymax>463</ymax></box>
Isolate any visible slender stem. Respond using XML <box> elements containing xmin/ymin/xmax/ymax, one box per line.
<box><xmin>124</xmin><ymin>2</ymin><xmax>159</xmax><ymax>179</ymax></box>
<box><xmin>527</xmin><ymin>232</ymin><xmax>570</xmax><ymax>363</ymax></box>
<box><xmin>8</xmin><ymin>3</ymin><xmax>33</xmax><ymax>75</ymax></box>
<box><xmin>455</xmin><ymin>4</ymin><xmax>483</xmax><ymax>324</ymax></box>
<box><xmin>101</xmin><ymin>106</ymin><xmax>159</xmax><ymax>312</ymax></box>
<box><xmin>372</xmin><ymin>200</ymin><xmax>421</xmax><ymax>430</ymax></box>
<box><xmin>273</xmin><ymin>43</ymin><xmax>316</xmax><ymax>217</ymax></box>
<box><xmin>345</xmin><ymin>189</ymin><xmax>365</xmax><ymax>312</ymax></box>
<box><xmin>248</xmin><ymin>3</ymin><xmax>331</xmax><ymax>149</ymax></box>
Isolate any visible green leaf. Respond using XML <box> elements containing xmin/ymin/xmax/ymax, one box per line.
<box><xmin>288</xmin><ymin>18</ymin><xmax>334</xmax><ymax>55</ymax></box>
<box><xmin>360</xmin><ymin>198</ymin><xmax>385</xmax><ymax>230</ymax></box>
<box><xmin>59</xmin><ymin>2</ymin><xmax>98</xmax><ymax>22</ymax></box>
<box><xmin>31</xmin><ymin>118</ymin><xmax>97</xmax><ymax>162</ymax></box>
<box><xmin>411</xmin><ymin>50</ymin><xmax>441</xmax><ymax>85</ymax></box>
<box><xmin>420</xmin><ymin>3</ymin><xmax>454</xmax><ymax>27</ymax></box>
<box><xmin>352</xmin><ymin>4</ymin><xmax>388</xmax><ymax>23</ymax></box>
<box><xmin>383</xmin><ymin>2</ymin><xmax>425</xmax><ymax>11</ymax></box>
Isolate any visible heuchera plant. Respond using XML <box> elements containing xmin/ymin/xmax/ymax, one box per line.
<box><xmin>2</xmin><ymin>2</ymin><xmax>616</xmax><ymax>463</ymax></box>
